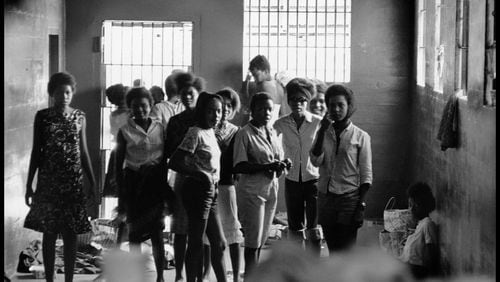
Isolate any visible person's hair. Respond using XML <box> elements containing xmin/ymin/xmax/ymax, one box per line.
<box><xmin>216</xmin><ymin>87</ymin><xmax>241</xmax><ymax>114</ymax></box>
<box><xmin>286</xmin><ymin>78</ymin><xmax>316</xmax><ymax>101</ymax></box>
<box><xmin>149</xmin><ymin>85</ymin><xmax>165</xmax><ymax>103</ymax></box>
<box><xmin>310</xmin><ymin>78</ymin><xmax>328</xmax><ymax>94</ymax></box>
<box><xmin>174</xmin><ymin>72</ymin><xmax>205</xmax><ymax>94</ymax></box>
<box><xmin>48</xmin><ymin>72</ymin><xmax>77</xmax><ymax>96</ymax></box>
<box><xmin>125</xmin><ymin>87</ymin><xmax>154</xmax><ymax>108</ymax></box>
<box><xmin>105</xmin><ymin>83</ymin><xmax>129</xmax><ymax>106</ymax></box>
<box><xmin>407</xmin><ymin>182</ymin><xmax>436</xmax><ymax>214</ymax></box>
<box><xmin>250</xmin><ymin>92</ymin><xmax>273</xmax><ymax>112</ymax></box>
<box><xmin>325</xmin><ymin>84</ymin><xmax>356</xmax><ymax>117</ymax></box>
<box><xmin>249</xmin><ymin>55</ymin><xmax>270</xmax><ymax>72</ymax></box>
<box><xmin>164</xmin><ymin>71</ymin><xmax>184</xmax><ymax>99</ymax></box>
<box><xmin>133</xmin><ymin>79</ymin><xmax>144</xmax><ymax>87</ymax></box>
<box><xmin>194</xmin><ymin>92</ymin><xmax>225</xmax><ymax>126</ymax></box>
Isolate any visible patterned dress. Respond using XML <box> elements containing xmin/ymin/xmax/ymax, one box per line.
<box><xmin>24</xmin><ymin>108</ymin><xmax>91</xmax><ymax>234</ymax></box>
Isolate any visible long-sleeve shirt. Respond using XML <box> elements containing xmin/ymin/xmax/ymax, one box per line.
<box><xmin>273</xmin><ymin>111</ymin><xmax>322</xmax><ymax>182</ymax></box>
<box><xmin>310</xmin><ymin>122</ymin><xmax>372</xmax><ymax>194</ymax></box>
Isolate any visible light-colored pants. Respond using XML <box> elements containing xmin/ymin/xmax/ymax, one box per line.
<box><xmin>236</xmin><ymin>180</ymin><xmax>278</xmax><ymax>248</ymax></box>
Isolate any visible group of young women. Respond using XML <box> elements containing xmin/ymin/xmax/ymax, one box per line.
<box><xmin>23</xmin><ymin>61</ymin><xmax>373</xmax><ymax>282</ymax></box>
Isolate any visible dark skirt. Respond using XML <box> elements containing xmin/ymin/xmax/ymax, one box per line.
<box><xmin>122</xmin><ymin>164</ymin><xmax>174</xmax><ymax>242</ymax></box>
<box><xmin>103</xmin><ymin>149</ymin><xmax>119</xmax><ymax>197</ymax></box>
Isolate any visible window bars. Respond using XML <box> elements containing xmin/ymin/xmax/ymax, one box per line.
<box><xmin>243</xmin><ymin>0</ymin><xmax>351</xmax><ymax>83</ymax></box>
<box><xmin>102</xmin><ymin>20</ymin><xmax>193</xmax><ymax>90</ymax></box>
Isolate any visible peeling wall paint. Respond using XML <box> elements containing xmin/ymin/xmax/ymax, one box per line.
<box><xmin>4</xmin><ymin>0</ymin><xmax>66</xmax><ymax>275</ymax></box>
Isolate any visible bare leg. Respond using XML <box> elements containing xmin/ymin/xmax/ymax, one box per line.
<box><xmin>201</xmin><ymin>244</ymin><xmax>211</xmax><ymax>281</ymax></box>
<box><xmin>173</xmin><ymin>233</ymin><xmax>187</xmax><ymax>282</ymax></box>
<box><xmin>42</xmin><ymin>233</ymin><xmax>57</xmax><ymax>282</ymax></box>
<box><xmin>243</xmin><ymin>247</ymin><xmax>258</xmax><ymax>278</ymax></box>
<box><xmin>229</xmin><ymin>243</ymin><xmax>241</xmax><ymax>282</ymax></box>
<box><xmin>151</xmin><ymin>228</ymin><xmax>165</xmax><ymax>282</ymax></box>
<box><xmin>204</xmin><ymin>209</ymin><xmax>227</xmax><ymax>282</ymax></box>
<box><xmin>61</xmin><ymin>231</ymin><xmax>77</xmax><ymax>282</ymax></box>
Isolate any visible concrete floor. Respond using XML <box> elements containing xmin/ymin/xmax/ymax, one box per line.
<box><xmin>9</xmin><ymin>220</ymin><xmax>384</xmax><ymax>282</ymax></box>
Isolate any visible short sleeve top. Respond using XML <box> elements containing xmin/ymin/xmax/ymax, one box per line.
<box><xmin>177</xmin><ymin>126</ymin><xmax>221</xmax><ymax>184</ymax></box>
<box><xmin>400</xmin><ymin>217</ymin><xmax>438</xmax><ymax>266</ymax></box>
<box><xmin>233</xmin><ymin>122</ymin><xmax>283</xmax><ymax>172</ymax></box>
<box><xmin>119</xmin><ymin>118</ymin><xmax>165</xmax><ymax>170</ymax></box>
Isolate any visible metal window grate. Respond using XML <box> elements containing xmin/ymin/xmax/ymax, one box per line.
<box><xmin>434</xmin><ymin>0</ymin><xmax>443</xmax><ymax>93</ymax></box>
<box><xmin>417</xmin><ymin>0</ymin><xmax>426</xmax><ymax>87</ymax></box>
<box><xmin>98</xmin><ymin>21</ymin><xmax>194</xmax><ymax>219</ymax></box>
<box><xmin>455</xmin><ymin>0</ymin><xmax>468</xmax><ymax>92</ymax></box>
<box><xmin>102</xmin><ymin>20</ymin><xmax>193</xmax><ymax>91</ymax></box>
<box><xmin>243</xmin><ymin>0</ymin><xmax>351</xmax><ymax>83</ymax></box>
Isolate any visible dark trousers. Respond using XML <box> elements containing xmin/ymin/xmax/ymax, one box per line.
<box><xmin>181</xmin><ymin>177</ymin><xmax>227</xmax><ymax>282</ymax></box>
<box><xmin>318</xmin><ymin>190</ymin><xmax>360</xmax><ymax>253</ymax></box>
<box><xmin>284</xmin><ymin>178</ymin><xmax>319</xmax><ymax>232</ymax></box>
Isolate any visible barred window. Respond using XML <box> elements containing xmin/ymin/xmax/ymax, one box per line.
<box><xmin>99</xmin><ymin>20</ymin><xmax>193</xmax><ymax>218</ymax></box>
<box><xmin>434</xmin><ymin>0</ymin><xmax>444</xmax><ymax>93</ymax></box>
<box><xmin>102</xmin><ymin>20</ymin><xmax>193</xmax><ymax>92</ymax></box>
<box><xmin>484</xmin><ymin>0</ymin><xmax>495</xmax><ymax>106</ymax></box>
<box><xmin>417</xmin><ymin>0</ymin><xmax>426</xmax><ymax>87</ymax></box>
<box><xmin>455</xmin><ymin>0</ymin><xmax>468</xmax><ymax>92</ymax></box>
<box><xmin>243</xmin><ymin>0</ymin><xmax>351</xmax><ymax>83</ymax></box>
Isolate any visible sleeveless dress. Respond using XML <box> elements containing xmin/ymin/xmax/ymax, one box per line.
<box><xmin>24</xmin><ymin>108</ymin><xmax>91</xmax><ymax>234</ymax></box>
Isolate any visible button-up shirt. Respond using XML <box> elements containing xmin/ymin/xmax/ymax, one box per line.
<box><xmin>120</xmin><ymin>118</ymin><xmax>165</xmax><ymax>171</ymax></box>
<box><xmin>177</xmin><ymin>126</ymin><xmax>221</xmax><ymax>184</ymax></box>
<box><xmin>233</xmin><ymin>122</ymin><xmax>284</xmax><ymax>196</ymax></box>
<box><xmin>310</xmin><ymin>122</ymin><xmax>372</xmax><ymax>194</ymax></box>
<box><xmin>274</xmin><ymin>111</ymin><xmax>322</xmax><ymax>182</ymax></box>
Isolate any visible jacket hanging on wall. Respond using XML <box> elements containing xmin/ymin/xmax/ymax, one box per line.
<box><xmin>437</xmin><ymin>91</ymin><xmax>459</xmax><ymax>151</ymax></box>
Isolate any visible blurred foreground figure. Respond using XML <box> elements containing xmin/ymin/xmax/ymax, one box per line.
<box><xmin>245</xmin><ymin>241</ymin><xmax>414</xmax><ymax>282</ymax></box>
<box><xmin>101</xmin><ymin>250</ymin><xmax>147</xmax><ymax>282</ymax></box>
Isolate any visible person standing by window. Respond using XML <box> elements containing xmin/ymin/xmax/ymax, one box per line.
<box><xmin>243</xmin><ymin>55</ymin><xmax>288</xmax><ymax>124</ymax></box>
<box><xmin>114</xmin><ymin>87</ymin><xmax>172</xmax><ymax>282</ymax></box>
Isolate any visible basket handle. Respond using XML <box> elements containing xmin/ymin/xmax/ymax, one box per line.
<box><xmin>384</xmin><ymin>197</ymin><xmax>396</xmax><ymax>211</ymax></box>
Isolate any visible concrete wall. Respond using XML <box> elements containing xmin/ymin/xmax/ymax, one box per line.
<box><xmin>348</xmin><ymin>0</ymin><xmax>413</xmax><ymax>217</ymax></box>
<box><xmin>410</xmin><ymin>0</ymin><xmax>496</xmax><ymax>277</ymax></box>
<box><xmin>4</xmin><ymin>0</ymin><xmax>66</xmax><ymax>275</ymax></box>
<box><xmin>64</xmin><ymin>0</ymin><xmax>413</xmax><ymax>218</ymax></box>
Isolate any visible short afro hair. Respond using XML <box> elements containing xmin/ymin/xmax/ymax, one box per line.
<box><xmin>149</xmin><ymin>85</ymin><xmax>165</xmax><ymax>103</ymax></box>
<box><xmin>407</xmin><ymin>182</ymin><xmax>436</xmax><ymax>214</ymax></box>
<box><xmin>106</xmin><ymin>84</ymin><xmax>129</xmax><ymax>106</ymax></box>
<box><xmin>174</xmin><ymin>72</ymin><xmax>205</xmax><ymax>94</ymax></box>
<box><xmin>164</xmin><ymin>70</ymin><xmax>185</xmax><ymax>99</ymax></box>
<box><xmin>125</xmin><ymin>87</ymin><xmax>154</xmax><ymax>108</ymax></box>
<box><xmin>48</xmin><ymin>72</ymin><xmax>76</xmax><ymax>96</ymax></box>
<box><xmin>250</xmin><ymin>92</ymin><xmax>273</xmax><ymax>113</ymax></box>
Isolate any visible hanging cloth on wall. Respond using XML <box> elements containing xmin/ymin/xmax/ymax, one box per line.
<box><xmin>437</xmin><ymin>91</ymin><xmax>460</xmax><ymax>151</ymax></box>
